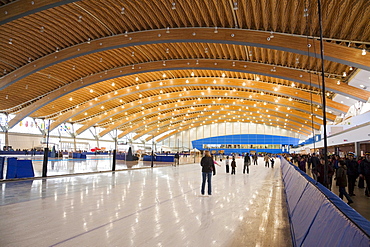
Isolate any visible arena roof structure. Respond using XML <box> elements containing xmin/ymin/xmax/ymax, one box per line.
<box><xmin>1</xmin><ymin>0</ymin><xmax>369</xmax><ymax>142</ymax></box>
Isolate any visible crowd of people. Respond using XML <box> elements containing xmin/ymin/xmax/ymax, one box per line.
<box><xmin>200</xmin><ymin>151</ymin><xmax>370</xmax><ymax>205</ymax></box>
<box><xmin>288</xmin><ymin>152</ymin><xmax>370</xmax><ymax>204</ymax></box>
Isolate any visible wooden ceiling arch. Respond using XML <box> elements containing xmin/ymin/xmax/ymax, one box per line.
<box><xmin>95</xmin><ymin>95</ymin><xmax>327</xmax><ymax>139</ymax></box>
<box><xmin>5</xmin><ymin>57</ymin><xmax>360</xmax><ymax>129</ymax></box>
<box><xmin>115</xmin><ymin>104</ymin><xmax>321</xmax><ymax>140</ymax></box>
<box><xmin>44</xmin><ymin>76</ymin><xmax>345</xmax><ymax>132</ymax></box>
<box><xmin>152</xmin><ymin>117</ymin><xmax>309</xmax><ymax>143</ymax></box>
<box><xmin>1</xmin><ymin>28</ymin><xmax>369</xmax><ymax>92</ymax></box>
<box><xmin>131</xmin><ymin>109</ymin><xmax>315</xmax><ymax>140</ymax></box>
<box><xmin>1</xmin><ymin>0</ymin><xmax>369</xmax><ymax>141</ymax></box>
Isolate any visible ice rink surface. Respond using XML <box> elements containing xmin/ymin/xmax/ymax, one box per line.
<box><xmin>0</xmin><ymin>158</ymin><xmax>292</xmax><ymax>247</ymax></box>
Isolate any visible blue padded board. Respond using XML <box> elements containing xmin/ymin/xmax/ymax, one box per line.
<box><xmin>0</xmin><ymin>156</ymin><xmax>4</xmax><ymax>179</ymax></box>
<box><xmin>16</xmin><ymin>160</ymin><xmax>34</xmax><ymax>178</ymax></box>
<box><xmin>6</xmin><ymin>157</ymin><xmax>17</xmax><ymax>179</ymax></box>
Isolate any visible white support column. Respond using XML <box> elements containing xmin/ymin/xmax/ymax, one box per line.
<box><xmin>354</xmin><ymin>142</ymin><xmax>361</xmax><ymax>157</ymax></box>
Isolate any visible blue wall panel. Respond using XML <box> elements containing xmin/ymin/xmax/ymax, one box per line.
<box><xmin>191</xmin><ymin>134</ymin><xmax>299</xmax><ymax>154</ymax></box>
<box><xmin>0</xmin><ymin>156</ymin><xmax>4</xmax><ymax>179</ymax></box>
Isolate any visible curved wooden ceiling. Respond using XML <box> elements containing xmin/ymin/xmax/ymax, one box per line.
<box><xmin>0</xmin><ymin>0</ymin><xmax>369</xmax><ymax>141</ymax></box>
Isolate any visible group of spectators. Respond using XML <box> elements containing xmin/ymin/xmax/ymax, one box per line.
<box><xmin>289</xmin><ymin>152</ymin><xmax>370</xmax><ymax>204</ymax></box>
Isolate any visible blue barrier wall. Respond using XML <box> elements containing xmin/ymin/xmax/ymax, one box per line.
<box><xmin>5</xmin><ymin>158</ymin><xmax>35</xmax><ymax>179</ymax></box>
<box><xmin>192</xmin><ymin>134</ymin><xmax>299</xmax><ymax>154</ymax></box>
<box><xmin>0</xmin><ymin>156</ymin><xmax>5</xmax><ymax>179</ymax></box>
<box><xmin>280</xmin><ymin>158</ymin><xmax>370</xmax><ymax>246</ymax></box>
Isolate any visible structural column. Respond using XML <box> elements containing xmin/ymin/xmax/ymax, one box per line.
<box><xmin>4</xmin><ymin>129</ymin><xmax>9</xmax><ymax>148</ymax></box>
<box><xmin>354</xmin><ymin>142</ymin><xmax>361</xmax><ymax>157</ymax></box>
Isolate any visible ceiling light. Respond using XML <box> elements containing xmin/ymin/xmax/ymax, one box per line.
<box><xmin>111</xmin><ymin>83</ymin><xmax>115</xmax><ymax>86</ymax></box>
<box><xmin>343</xmin><ymin>72</ymin><xmax>346</xmax><ymax>77</ymax></box>
<box><xmin>362</xmin><ymin>49</ymin><xmax>366</xmax><ymax>55</ymax></box>
<box><xmin>222</xmin><ymin>73</ymin><xmax>226</xmax><ymax>78</ymax></box>
<box><xmin>191</xmin><ymin>72</ymin><xmax>195</xmax><ymax>77</ymax></box>
<box><xmin>90</xmin><ymin>89</ymin><xmax>94</xmax><ymax>93</ymax></box>
<box><xmin>162</xmin><ymin>73</ymin><xmax>166</xmax><ymax>78</ymax></box>
<box><xmin>337</xmin><ymin>81</ymin><xmax>340</xmax><ymax>85</ymax></box>
<box><xmin>186</xmin><ymin>80</ymin><xmax>189</xmax><ymax>83</ymax></box>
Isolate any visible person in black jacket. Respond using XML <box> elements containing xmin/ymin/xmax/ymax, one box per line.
<box><xmin>200</xmin><ymin>150</ymin><xmax>216</xmax><ymax>195</ymax></box>
<box><xmin>345</xmin><ymin>153</ymin><xmax>359</xmax><ymax>196</ymax></box>
<box><xmin>359</xmin><ymin>152</ymin><xmax>370</xmax><ymax>197</ymax></box>
<box><xmin>231</xmin><ymin>156</ymin><xmax>236</xmax><ymax>175</ymax></box>
<box><xmin>336</xmin><ymin>160</ymin><xmax>353</xmax><ymax>204</ymax></box>
<box><xmin>243</xmin><ymin>153</ymin><xmax>250</xmax><ymax>174</ymax></box>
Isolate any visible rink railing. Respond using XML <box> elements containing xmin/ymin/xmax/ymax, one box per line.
<box><xmin>280</xmin><ymin>157</ymin><xmax>370</xmax><ymax>247</ymax></box>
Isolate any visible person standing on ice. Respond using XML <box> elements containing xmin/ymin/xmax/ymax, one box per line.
<box><xmin>200</xmin><ymin>150</ymin><xmax>216</xmax><ymax>196</ymax></box>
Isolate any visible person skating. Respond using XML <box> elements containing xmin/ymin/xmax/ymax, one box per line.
<box><xmin>231</xmin><ymin>157</ymin><xmax>236</xmax><ymax>175</ymax></box>
<box><xmin>243</xmin><ymin>153</ymin><xmax>251</xmax><ymax>174</ymax></box>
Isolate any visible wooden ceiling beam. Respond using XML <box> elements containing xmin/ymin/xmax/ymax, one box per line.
<box><xmin>131</xmin><ymin>110</ymin><xmax>314</xmax><ymax>141</ymax></box>
<box><xmin>152</xmin><ymin>119</ymin><xmax>309</xmax><ymax>143</ymax></box>
<box><xmin>94</xmin><ymin>97</ymin><xmax>325</xmax><ymax>138</ymax></box>
<box><xmin>7</xmin><ymin>58</ymin><xmax>358</xmax><ymax>129</ymax></box>
<box><xmin>119</xmin><ymin>105</ymin><xmax>319</xmax><ymax>140</ymax></box>
<box><xmin>45</xmin><ymin>76</ymin><xmax>342</xmax><ymax>133</ymax></box>
<box><xmin>2</xmin><ymin>28</ymin><xmax>369</xmax><ymax>90</ymax></box>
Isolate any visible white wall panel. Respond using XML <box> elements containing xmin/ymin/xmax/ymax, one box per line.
<box><xmin>196</xmin><ymin>126</ymin><xmax>204</xmax><ymax>140</ymax></box>
<box><xmin>203</xmin><ymin>125</ymin><xmax>211</xmax><ymax>138</ymax></box>
<box><xmin>210</xmin><ymin>123</ymin><xmax>218</xmax><ymax>137</ymax></box>
<box><xmin>241</xmin><ymin>123</ymin><xmax>249</xmax><ymax>134</ymax></box>
<box><xmin>256</xmin><ymin>124</ymin><xmax>265</xmax><ymax>134</ymax></box>
<box><xmin>225</xmin><ymin>122</ymin><xmax>233</xmax><ymax>134</ymax></box>
<box><xmin>218</xmin><ymin>122</ymin><xmax>226</xmax><ymax>136</ymax></box>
